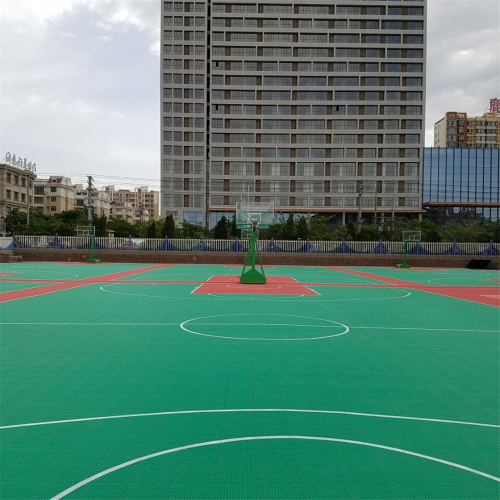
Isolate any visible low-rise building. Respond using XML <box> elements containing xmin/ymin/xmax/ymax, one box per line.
<box><xmin>0</xmin><ymin>161</ymin><xmax>37</xmax><ymax>221</ymax></box>
<box><xmin>434</xmin><ymin>111</ymin><xmax>500</xmax><ymax>149</ymax></box>
<box><xmin>74</xmin><ymin>184</ymin><xmax>111</xmax><ymax>217</ymax></box>
<box><xmin>114</xmin><ymin>186</ymin><xmax>160</xmax><ymax>222</ymax></box>
<box><xmin>33</xmin><ymin>176</ymin><xmax>75</xmax><ymax>215</ymax></box>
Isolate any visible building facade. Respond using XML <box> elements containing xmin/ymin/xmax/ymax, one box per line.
<box><xmin>423</xmin><ymin>147</ymin><xmax>499</xmax><ymax>224</ymax></box>
<box><xmin>74</xmin><ymin>184</ymin><xmax>111</xmax><ymax>217</ymax></box>
<box><xmin>434</xmin><ymin>111</ymin><xmax>500</xmax><ymax>149</ymax></box>
<box><xmin>0</xmin><ymin>162</ymin><xmax>37</xmax><ymax>222</ymax></box>
<box><xmin>161</xmin><ymin>0</ymin><xmax>427</xmax><ymax>228</ymax></box>
<box><xmin>33</xmin><ymin>176</ymin><xmax>76</xmax><ymax>215</ymax></box>
<box><xmin>114</xmin><ymin>187</ymin><xmax>160</xmax><ymax>223</ymax></box>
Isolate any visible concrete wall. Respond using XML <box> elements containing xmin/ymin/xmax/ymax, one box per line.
<box><xmin>11</xmin><ymin>248</ymin><xmax>499</xmax><ymax>269</ymax></box>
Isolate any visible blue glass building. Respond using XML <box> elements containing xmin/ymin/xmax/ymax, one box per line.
<box><xmin>423</xmin><ymin>148</ymin><xmax>499</xmax><ymax>224</ymax></box>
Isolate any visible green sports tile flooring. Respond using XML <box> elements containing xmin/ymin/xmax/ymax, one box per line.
<box><xmin>0</xmin><ymin>263</ymin><xmax>499</xmax><ymax>499</ymax></box>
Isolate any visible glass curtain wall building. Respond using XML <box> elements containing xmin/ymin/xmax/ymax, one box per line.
<box><xmin>423</xmin><ymin>148</ymin><xmax>500</xmax><ymax>224</ymax></box>
<box><xmin>161</xmin><ymin>0</ymin><xmax>426</xmax><ymax>228</ymax></box>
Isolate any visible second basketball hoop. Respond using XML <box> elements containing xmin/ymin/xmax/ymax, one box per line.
<box><xmin>235</xmin><ymin>202</ymin><xmax>274</xmax><ymax>284</ymax></box>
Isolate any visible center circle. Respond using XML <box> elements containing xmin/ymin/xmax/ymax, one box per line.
<box><xmin>179</xmin><ymin>314</ymin><xmax>349</xmax><ymax>341</ymax></box>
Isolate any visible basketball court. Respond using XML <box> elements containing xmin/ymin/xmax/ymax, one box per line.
<box><xmin>1</xmin><ymin>262</ymin><xmax>499</xmax><ymax>499</ymax></box>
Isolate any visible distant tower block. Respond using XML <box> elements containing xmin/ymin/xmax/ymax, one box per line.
<box><xmin>490</xmin><ymin>98</ymin><xmax>500</xmax><ymax>113</ymax></box>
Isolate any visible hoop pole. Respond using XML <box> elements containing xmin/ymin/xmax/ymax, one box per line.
<box><xmin>240</xmin><ymin>225</ymin><xmax>266</xmax><ymax>284</ymax></box>
<box><xmin>395</xmin><ymin>241</ymin><xmax>410</xmax><ymax>268</ymax></box>
<box><xmin>86</xmin><ymin>235</ymin><xmax>101</xmax><ymax>264</ymax></box>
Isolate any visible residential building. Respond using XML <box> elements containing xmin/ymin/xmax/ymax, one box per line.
<box><xmin>490</xmin><ymin>97</ymin><xmax>500</xmax><ymax>113</ymax></box>
<box><xmin>434</xmin><ymin>111</ymin><xmax>500</xmax><ymax>149</ymax></box>
<box><xmin>161</xmin><ymin>0</ymin><xmax>427</xmax><ymax>228</ymax></box>
<box><xmin>423</xmin><ymin>147</ymin><xmax>499</xmax><ymax>224</ymax></box>
<box><xmin>33</xmin><ymin>176</ymin><xmax>76</xmax><ymax>215</ymax></box>
<box><xmin>74</xmin><ymin>184</ymin><xmax>111</xmax><ymax>217</ymax></box>
<box><xmin>115</xmin><ymin>187</ymin><xmax>160</xmax><ymax>223</ymax></box>
<box><xmin>0</xmin><ymin>162</ymin><xmax>37</xmax><ymax>221</ymax></box>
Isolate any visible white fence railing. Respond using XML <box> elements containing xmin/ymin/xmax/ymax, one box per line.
<box><xmin>9</xmin><ymin>235</ymin><xmax>500</xmax><ymax>256</ymax></box>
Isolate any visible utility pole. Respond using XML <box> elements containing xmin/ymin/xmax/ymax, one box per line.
<box><xmin>357</xmin><ymin>181</ymin><xmax>364</xmax><ymax>232</ymax></box>
<box><xmin>26</xmin><ymin>174</ymin><xmax>30</xmax><ymax>227</ymax></box>
<box><xmin>87</xmin><ymin>175</ymin><xmax>93</xmax><ymax>221</ymax></box>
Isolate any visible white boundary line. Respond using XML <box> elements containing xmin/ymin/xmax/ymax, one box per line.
<box><xmin>98</xmin><ymin>284</ymin><xmax>412</xmax><ymax>302</ymax></box>
<box><xmin>50</xmin><ymin>435</ymin><xmax>500</xmax><ymax>499</ymax></box>
<box><xmin>0</xmin><ymin>322</ymin><xmax>497</xmax><ymax>335</ymax></box>
<box><xmin>179</xmin><ymin>314</ymin><xmax>349</xmax><ymax>341</ymax></box>
<box><xmin>350</xmin><ymin>326</ymin><xmax>499</xmax><ymax>333</ymax></box>
<box><xmin>2</xmin><ymin>408</ymin><xmax>497</xmax><ymax>430</ymax></box>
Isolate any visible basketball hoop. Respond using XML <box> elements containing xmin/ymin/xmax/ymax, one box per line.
<box><xmin>251</xmin><ymin>219</ymin><xmax>259</xmax><ymax>228</ymax></box>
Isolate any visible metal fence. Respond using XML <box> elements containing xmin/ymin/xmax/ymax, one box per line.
<box><xmin>9</xmin><ymin>235</ymin><xmax>500</xmax><ymax>256</ymax></box>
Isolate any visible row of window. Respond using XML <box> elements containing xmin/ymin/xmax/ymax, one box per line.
<box><xmin>210</xmin><ymin>19</ymin><xmax>423</xmax><ymax>30</ymax></box>
<box><xmin>210</xmin><ymin>147</ymin><xmax>420</xmax><ymax>159</ymax></box>
<box><xmin>163</xmin><ymin>60</ymin><xmax>423</xmax><ymax>73</ymax></box>
<box><xmin>211</xmin><ymin>76</ymin><xmax>423</xmax><ymax>86</ymax></box>
<box><xmin>163</xmin><ymin>144</ymin><xmax>421</xmax><ymax>159</ymax></box>
<box><xmin>162</xmin><ymin>158</ymin><xmax>419</xmax><ymax>176</ymax></box>
<box><xmin>163</xmin><ymin>103</ymin><xmax>423</xmax><ymax>117</ymax></box>
<box><xmin>209</xmin><ymin>104</ymin><xmax>422</xmax><ymax>117</ymax></box>
<box><xmin>163</xmin><ymin>179</ymin><xmax>418</xmax><ymax>195</ymax></box>
<box><xmin>209</xmin><ymin>4</ymin><xmax>423</xmax><ymax>15</ymax></box>
<box><xmin>211</xmin><ymin>33</ymin><xmax>423</xmax><ymax>44</ymax></box>
<box><xmin>3</xmin><ymin>173</ymin><xmax>29</xmax><ymax>187</ymax></box>
<box><xmin>210</xmin><ymin>47</ymin><xmax>424</xmax><ymax>58</ymax></box>
<box><xmin>209</xmin><ymin>162</ymin><xmax>418</xmax><ymax>177</ymax></box>
<box><xmin>211</xmin><ymin>119</ymin><xmax>421</xmax><ymax>130</ymax></box>
<box><xmin>207</xmin><ymin>196</ymin><xmax>420</xmax><ymax>208</ymax></box>
<box><xmin>4</xmin><ymin>190</ymin><xmax>28</xmax><ymax>202</ymax></box>
<box><xmin>210</xmin><ymin>90</ymin><xmax>423</xmax><ymax>101</ymax></box>
<box><xmin>205</xmin><ymin>180</ymin><xmax>419</xmax><ymax>194</ymax></box>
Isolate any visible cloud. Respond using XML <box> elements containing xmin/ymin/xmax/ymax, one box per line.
<box><xmin>1</xmin><ymin>0</ymin><xmax>499</xmax><ymax>190</ymax></box>
<box><xmin>425</xmin><ymin>0</ymin><xmax>500</xmax><ymax>143</ymax></box>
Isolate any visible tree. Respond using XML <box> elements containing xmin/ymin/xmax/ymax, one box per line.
<box><xmin>147</xmin><ymin>220</ymin><xmax>157</xmax><ymax>238</ymax></box>
<box><xmin>96</xmin><ymin>215</ymin><xmax>107</xmax><ymax>237</ymax></box>
<box><xmin>346</xmin><ymin>221</ymin><xmax>357</xmax><ymax>240</ymax></box>
<box><xmin>229</xmin><ymin>215</ymin><xmax>238</xmax><ymax>237</ymax></box>
<box><xmin>296</xmin><ymin>216</ymin><xmax>309</xmax><ymax>240</ymax></box>
<box><xmin>181</xmin><ymin>222</ymin><xmax>206</xmax><ymax>239</ymax></box>
<box><xmin>214</xmin><ymin>216</ymin><xmax>228</xmax><ymax>239</ymax></box>
<box><xmin>161</xmin><ymin>215</ymin><xmax>176</xmax><ymax>238</ymax></box>
<box><xmin>5</xmin><ymin>210</ymin><xmax>27</xmax><ymax>234</ymax></box>
<box><xmin>282</xmin><ymin>213</ymin><xmax>296</xmax><ymax>240</ymax></box>
<box><xmin>107</xmin><ymin>216</ymin><xmax>136</xmax><ymax>237</ymax></box>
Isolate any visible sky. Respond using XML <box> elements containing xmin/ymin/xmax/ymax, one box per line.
<box><xmin>1</xmin><ymin>0</ymin><xmax>499</xmax><ymax>191</ymax></box>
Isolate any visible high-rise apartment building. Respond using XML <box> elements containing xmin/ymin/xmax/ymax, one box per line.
<box><xmin>161</xmin><ymin>0</ymin><xmax>426</xmax><ymax>228</ymax></box>
<box><xmin>434</xmin><ymin>111</ymin><xmax>500</xmax><ymax>149</ymax></box>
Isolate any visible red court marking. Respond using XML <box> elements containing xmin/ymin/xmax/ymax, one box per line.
<box><xmin>0</xmin><ymin>272</ymin><xmax>17</xmax><ymax>277</ymax></box>
<box><xmin>194</xmin><ymin>275</ymin><xmax>318</xmax><ymax>296</ymax></box>
<box><xmin>207</xmin><ymin>275</ymin><xmax>298</xmax><ymax>284</ymax></box>
<box><xmin>225</xmin><ymin>264</ymin><xmax>274</xmax><ymax>268</ymax></box>
<box><xmin>487</xmin><ymin>280</ymin><xmax>500</xmax><ymax>283</ymax></box>
<box><xmin>329</xmin><ymin>267</ymin><xmax>500</xmax><ymax>307</ymax></box>
<box><xmin>0</xmin><ymin>265</ymin><xmax>175</xmax><ymax>303</ymax></box>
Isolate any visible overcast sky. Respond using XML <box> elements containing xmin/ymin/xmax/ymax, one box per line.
<box><xmin>1</xmin><ymin>0</ymin><xmax>499</xmax><ymax>190</ymax></box>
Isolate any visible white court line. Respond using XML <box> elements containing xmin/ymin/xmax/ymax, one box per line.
<box><xmin>351</xmin><ymin>326</ymin><xmax>499</xmax><ymax>333</ymax></box>
<box><xmin>0</xmin><ymin>271</ymin><xmax>79</xmax><ymax>280</ymax></box>
<box><xmin>50</xmin><ymin>435</ymin><xmax>500</xmax><ymax>499</ymax></box>
<box><xmin>98</xmin><ymin>284</ymin><xmax>412</xmax><ymax>302</ymax></box>
<box><xmin>180</xmin><ymin>314</ymin><xmax>349</xmax><ymax>341</ymax></box>
<box><xmin>2</xmin><ymin>408</ymin><xmax>498</xmax><ymax>430</ymax></box>
<box><xmin>0</xmin><ymin>322</ymin><xmax>496</xmax><ymax>335</ymax></box>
